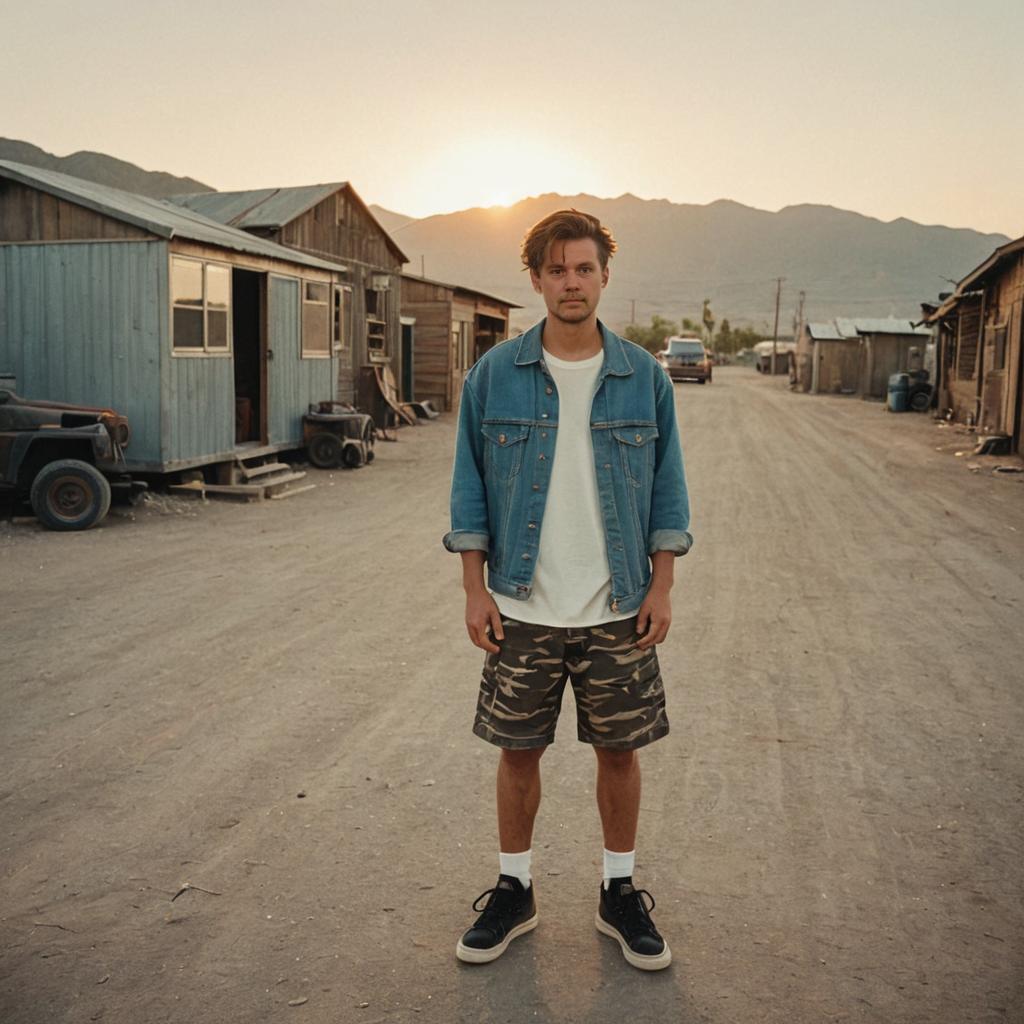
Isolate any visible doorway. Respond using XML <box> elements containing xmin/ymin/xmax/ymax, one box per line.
<box><xmin>232</xmin><ymin>269</ymin><xmax>267</xmax><ymax>444</ymax></box>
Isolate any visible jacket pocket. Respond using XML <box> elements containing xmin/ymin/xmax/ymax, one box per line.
<box><xmin>612</xmin><ymin>426</ymin><xmax>659</xmax><ymax>488</ymax></box>
<box><xmin>482</xmin><ymin>423</ymin><xmax>530</xmax><ymax>481</ymax></box>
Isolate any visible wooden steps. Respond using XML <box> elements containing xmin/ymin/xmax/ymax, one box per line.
<box><xmin>169</xmin><ymin>456</ymin><xmax>314</xmax><ymax>503</ymax></box>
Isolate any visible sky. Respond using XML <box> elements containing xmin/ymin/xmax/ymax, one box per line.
<box><xmin>4</xmin><ymin>0</ymin><xmax>1024</xmax><ymax>236</ymax></box>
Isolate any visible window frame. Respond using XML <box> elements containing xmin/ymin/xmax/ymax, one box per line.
<box><xmin>301</xmin><ymin>278</ymin><xmax>332</xmax><ymax>359</ymax></box>
<box><xmin>333</xmin><ymin>284</ymin><xmax>351</xmax><ymax>352</ymax></box>
<box><xmin>170</xmin><ymin>255</ymin><xmax>234</xmax><ymax>357</ymax></box>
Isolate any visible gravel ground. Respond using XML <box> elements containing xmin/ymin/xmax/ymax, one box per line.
<box><xmin>2</xmin><ymin>366</ymin><xmax>1022</xmax><ymax>1024</ymax></box>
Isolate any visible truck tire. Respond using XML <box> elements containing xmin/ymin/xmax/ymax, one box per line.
<box><xmin>30</xmin><ymin>459</ymin><xmax>112</xmax><ymax>531</ymax></box>
<box><xmin>308</xmin><ymin>432</ymin><xmax>343</xmax><ymax>469</ymax></box>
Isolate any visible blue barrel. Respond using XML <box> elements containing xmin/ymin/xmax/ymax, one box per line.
<box><xmin>887</xmin><ymin>373</ymin><xmax>909</xmax><ymax>412</ymax></box>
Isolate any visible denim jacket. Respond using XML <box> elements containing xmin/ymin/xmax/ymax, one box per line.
<box><xmin>442</xmin><ymin>319</ymin><xmax>692</xmax><ymax>615</ymax></box>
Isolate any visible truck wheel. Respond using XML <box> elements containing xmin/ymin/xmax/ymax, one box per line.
<box><xmin>342</xmin><ymin>442</ymin><xmax>365</xmax><ymax>468</ymax></box>
<box><xmin>308</xmin><ymin>432</ymin><xmax>343</xmax><ymax>468</ymax></box>
<box><xmin>30</xmin><ymin>459</ymin><xmax>112</xmax><ymax>531</ymax></box>
<box><xmin>909</xmin><ymin>391</ymin><xmax>931</xmax><ymax>412</ymax></box>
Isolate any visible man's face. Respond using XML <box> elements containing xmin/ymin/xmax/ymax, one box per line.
<box><xmin>530</xmin><ymin>237</ymin><xmax>609</xmax><ymax>325</ymax></box>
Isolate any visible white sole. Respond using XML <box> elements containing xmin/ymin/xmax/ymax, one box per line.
<box><xmin>595</xmin><ymin>912</ymin><xmax>672</xmax><ymax>971</ymax></box>
<box><xmin>455</xmin><ymin>912</ymin><xmax>539</xmax><ymax>964</ymax></box>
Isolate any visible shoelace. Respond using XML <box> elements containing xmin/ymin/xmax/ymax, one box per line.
<box><xmin>471</xmin><ymin>886</ymin><xmax>519</xmax><ymax>931</ymax></box>
<box><xmin>614</xmin><ymin>888</ymin><xmax>659</xmax><ymax>937</ymax></box>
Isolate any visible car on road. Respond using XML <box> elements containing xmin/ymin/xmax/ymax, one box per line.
<box><xmin>0</xmin><ymin>388</ymin><xmax>145</xmax><ymax>530</ymax></box>
<box><xmin>658</xmin><ymin>336</ymin><xmax>712</xmax><ymax>384</ymax></box>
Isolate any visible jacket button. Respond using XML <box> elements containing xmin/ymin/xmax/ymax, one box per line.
<box><xmin>545</xmin><ymin>387</ymin><xmax>553</xmax><ymax>395</ymax></box>
<box><xmin>603</xmin><ymin>463</ymin><xmax>611</xmax><ymax>469</ymax></box>
<box><xmin>498</xmin><ymin>433</ymin><xmax>507</xmax><ymax>444</ymax></box>
<box><xmin>532</xmin><ymin>484</ymin><xmax>540</xmax><ymax>491</ymax></box>
<box><xmin>521</xmin><ymin>553</ymin><xmax>531</xmax><ymax>560</ymax></box>
<box><xmin>541</xmin><ymin>432</ymin><xmax>547</xmax><ymax>439</ymax></box>
<box><xmin>611</xmin><ymin>600</ymin><xmax>619</xmax><ymax>612</ymax></box>
<box><xmin>541</xmin><ymin>412</ymin><xmax>549</xmax><ymax>419</ymax></box>
<box><xmin>528</xmin><ymin>522</ymin><xmax>537</xmax><ymax>529</ymax></box>
<box><xmin>635</xmin><ymin>434</ymin><xmax>642</xmax><ymax>442</ymax></box>
<box><xmin>538</xmin><ymin>453</ymin><xmax>546</xmax><ymax>460</ymax></box>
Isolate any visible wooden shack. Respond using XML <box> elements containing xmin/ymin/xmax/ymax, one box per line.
<box><xmin>795</xmin><ymin>318</ymin><xmax>929</xmax><ymax>397</ymax></box>
<box><xmin>797</xmin><ymin>321</ymin><xmax>861</xmax><ymax>393</ymax></box>
<box><xmin>400</xmin><ymin>274</ymin><xmax>520</xmax><ymax>410</ymax></box>
<box><xmin>837</xmin><ymin>318</ymin><xmax>932</xmax><ymax>399</ymax></box>
<box><xmin>170</xmin><ymin>184</ymin><xmax>407</xmax><ymax>406</ymax></box>
<box><xmin>0</xmin><ymin>160</ymin><xmax>345</xmax><ymax>472</ymax></box>
<box><xmin>923</xmin><ymin>236</ymin><xmax>1024</xmax><ymax>451</ymax></box>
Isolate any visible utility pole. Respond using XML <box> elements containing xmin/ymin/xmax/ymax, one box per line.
<box><xmin>771</xmin><ymin>277</ymin><xmax>783</xmax><ymax>376</ymax></box>
<box><xmin>420</xmin><ymin>254</ymin><xmax>425</xmax><ymax>278</ymax></box>
<box><xmin>630</xmin><ymin>298</ymin><xmax>637</xmax><ymax>325</ymax></box>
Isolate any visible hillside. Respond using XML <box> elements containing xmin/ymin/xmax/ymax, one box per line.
<box><xmin>0</xmin><ymin>139</ymin><xmax>213</xmax><ymax>199</ymax></box>
<box><xmin>380</xmin><ymin>193</ymin><xmax>1009</xmax><ymax>332</ymax></box>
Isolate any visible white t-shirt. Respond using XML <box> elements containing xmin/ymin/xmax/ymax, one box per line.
<box><xmin>492</xmin><ymin>348</ymin><xmax>634</xmax><ymax>627</ymax></box>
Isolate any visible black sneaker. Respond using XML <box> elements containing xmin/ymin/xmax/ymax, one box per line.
<box><xmin>595</xmin><ymin>877</ymin><xmax>671</xmax><ymax>970</ymax></box>
<box><xmin>455</xmin><ymin>874</ymin><xmax>538</xmax><ymax>963</ymax></box>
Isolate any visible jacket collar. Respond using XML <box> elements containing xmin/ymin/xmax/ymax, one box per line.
<box><xmin>513</xmin><ymin>318</ymin><xmax>634</xmax><ymax>377</ymax></box>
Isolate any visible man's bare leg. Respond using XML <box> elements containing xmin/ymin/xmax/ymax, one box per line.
<box><xmin>594</xmin><ymin>747</ymin><xmax>640</xmax><ymax>851</ymax></box>
<box><xmin>496</xmin><ymin>747</ymin><xmax>545</xmax><ymax>852</ymax></box>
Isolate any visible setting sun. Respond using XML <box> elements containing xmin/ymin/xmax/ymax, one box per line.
<box><xmin>398</xmin><ymin>134</ymin><xmax>605</xmax><ymax>218</ymax></box>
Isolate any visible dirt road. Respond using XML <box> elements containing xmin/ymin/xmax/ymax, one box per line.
<box><xmin>2</xmin><ymin>366</ymin><xmax>1022</xmax><ymax>1024</ymax></box>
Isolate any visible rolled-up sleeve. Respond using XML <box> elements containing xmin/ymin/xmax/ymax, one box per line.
<box><xmin>442</xmin><ymin>375</ymin><xmax>490</xmax><ymax>554</ymax></box>
<box><xmin>647</xmin><ymin>370</ymin><xmax>693</xmax><ymax>556</ymax></box>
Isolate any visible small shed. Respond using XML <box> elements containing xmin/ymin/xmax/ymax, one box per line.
<box><xmin>922</xmin><ymin>235</ymin><xmax>1024</xmax><ymax>451</ymax></box>
<box><xmin>797</xmin><ymin>321</ymin><xmax>860</xmax><ymax>393</ymax></box>
<box><xmin>0</xmin><ymin>160</ymin><xmax>346</xmax><ymax>472</ymax></box>
<box><xmin>795</xmin><ymin>317</ymin><xmax>929</xmax><ymax>396</ymax></box>
<box><xmin>400</xmin><ymin>274</ymin><xmax>520</xmax><ymax>411</ymax></box>
<box><xmin>836</xmin><ymin>317</ymin><xmax>932</xmax><ymax>399</ymax></box>
<box><xmin>169</xmin><ymin>184</ymin><xmax>407</xmax><ymax>406</ymax></box>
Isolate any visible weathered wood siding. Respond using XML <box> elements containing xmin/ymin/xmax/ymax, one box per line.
<box><xmin>0</xmin><ymin>240</ymin><xmax>165</xmax><ymax>466</ymax></box>
<box><xmin>278</xmin><ymin>191</ymin><xmax>403</xmax><ymax>274</ymax></box>
<box><xmin>403</xmin><ymin>277</ymin><xmax>454</xmax><ymax>410</ymax></box>
<box><xmin>0</xmin><ymin>180</ymin><xmax>152</xmax><ymax>242</ymax></box>
<box><xmin>979</xmin><ymin>253</ymin><xmax>1024</xmax><ymax>441</ymax></box>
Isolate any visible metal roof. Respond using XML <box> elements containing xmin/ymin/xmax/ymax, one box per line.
<box><xmin>842</xmin><ymin>317</ymin><xmax>931</xmax><ymax>337</ymax></box>
<box><xmin>401</xmin><ymin>272</ymin><xmax>521</xmax><ymax>309</ymax></box>
<box><xmin>170</xmin><ymin>182</ymin><xmax>408</xmax><ymax>264</ymax></box>
<box><xmin>807</xmin><ymin>321</ymin><xmax>845</xmax><ymax>340</ymax></box>
<box><xmin>0</xmin><ymin>160</ymin><xmax>344</xmax><ymax>273</ymax></box>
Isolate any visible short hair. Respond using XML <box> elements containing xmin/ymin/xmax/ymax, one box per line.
<box><xmin>520</xmin><ymin>209</ymin><xmax>617</xmax><ymax>274</ymax></box>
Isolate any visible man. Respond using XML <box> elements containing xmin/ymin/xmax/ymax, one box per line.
<box><xmin>442</xmin><ymin>209</ymin><xmax>692</xmax><ymax>971</ymax></box>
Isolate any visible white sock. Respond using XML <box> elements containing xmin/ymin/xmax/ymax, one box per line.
<box><xmin>499</xmin><ymin>849</ymin><xmax>532</xmax><ymax>888</ymax></box>
<box><xmin>603</xmin><ymin>848</ymin><xmax>635</xmax><ymax>889</ymax></box>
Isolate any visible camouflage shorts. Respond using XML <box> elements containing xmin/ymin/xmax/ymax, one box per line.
<box><xmin>473</xmin><ymin>616</ymin><xmax>669</xmax><ymax>751</ymax></box>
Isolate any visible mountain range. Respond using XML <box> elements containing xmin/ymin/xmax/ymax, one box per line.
<box><xmin>372</xmin><ymin>194</ymin><xmax>1009</xmax><ymax>333</ymax></box>
<box><xmin>2</xmin><ymin>138</ymin><xmax>1007</xmax><ymax>333</ymax></box>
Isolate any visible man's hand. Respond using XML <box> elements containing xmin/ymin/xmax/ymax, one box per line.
<box><xmin>635</xmin><ymin>587</ymin><xmax>671</xmax><ymax>649</ymax></box>
<box><xmin>636</xmin><ymin>551</ymin><xmax>675</xmax><ymax>650</ymax></box>
<box><xmin>466</xmin><ymin>588</ymin><xmax>505</xmax><ymax>654</ymax></box>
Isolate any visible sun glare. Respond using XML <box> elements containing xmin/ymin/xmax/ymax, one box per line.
<box><xmin>403</xmin><ymin>135</ymin><xmax>600</xmax><ymax>217</ymax></box>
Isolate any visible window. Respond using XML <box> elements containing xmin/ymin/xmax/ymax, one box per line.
<box><xmin>333</xmin><ymin>285</ymin><xmax>350</xmax><ymax>351</ymax></box>
<box><xmin>302</xmin><ymin>280</ymin><xmax>331</xmax><ymax>357</ymax></box>
<box><xmin>366</xmin><ymin>287</ymin><xmax>386</xmax><ymax>351</ymax></box>
<box><xmin>172</xmin><ymin>257</ymin><xmax>232</xmax><ymax>353</ymax></box>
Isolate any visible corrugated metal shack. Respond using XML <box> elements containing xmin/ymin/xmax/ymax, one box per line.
<box><xmin>400</xmin><ymin>274</ymin><xmax>520</xmax><ymax>411</ymax></box>
<box><xmin>795</xmin><ymin>317</ymin><xmax>930</xmax><ymax>396</ymax></box>
<box><xmin>169</xmin><ymin>184</ymin><xmax>407</xmax><ymax>407</ymax></box>
<box><xmin>0</xmin><ymin>160</ymin><xmax>345</xmax><ymax>472</ymax></box>
<box><xmin>923</xmin><ymin>235</ymin><xmax>1024</xmax><ymax>451</ymax></box>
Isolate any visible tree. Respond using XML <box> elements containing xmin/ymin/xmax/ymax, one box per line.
<box><xmin>622</xmin><ymin>315</ymin><xmax>679</xmax><ymax>355</ymax></box>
